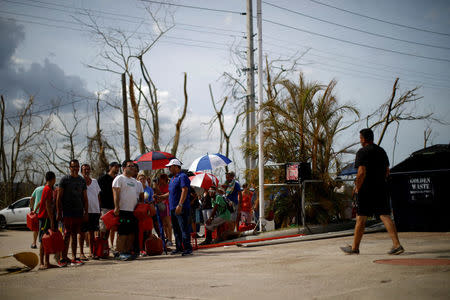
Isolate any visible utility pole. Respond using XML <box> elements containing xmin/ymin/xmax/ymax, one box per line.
<box><xmin>246</xmin><ymin>0</ymin><xmax>256</xmax><ymax>171</ymax></box>
<box><xmin>256</xmin><ymin>0</ymin><xmax>265</xmax><ymax>232</ymax></box>
<box><xmin>122</xmin><ymin>73</ymin><xmax>130</xmax><ymax>160</ymax></box>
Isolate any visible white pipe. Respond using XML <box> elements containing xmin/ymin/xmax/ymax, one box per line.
<box><xmin>256</xmin><ymin>0</ymin><xmax>265</xmax><ymax>232</ymax></box>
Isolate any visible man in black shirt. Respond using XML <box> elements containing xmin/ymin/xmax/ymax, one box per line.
<box><xmin>341</xmin><ymin>128</ymin><xmax>404</xmax><ymax>255</ymax></box>
<box><xmin>98</xmin><ymin>162</ymin><xmax>120</xmax><ymax>243</ymax></box>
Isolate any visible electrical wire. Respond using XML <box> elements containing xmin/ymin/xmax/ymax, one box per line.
<box><xmin>307</xmin><ymin>0</ymin><xmax>450</xmax><ymax>37</ymax></box>
<box><xmin>139</xmin><ymin>0</ymin><xmax>246</xmax><ymax>15</ymax></box>
<box><xmin>263</xmin><ymin>1</ymin><xmax>450</xmax><ymax>50</ymax></box>
<box><xmin>263</xmin><ymin>18</ymin><xmax>450</xmax><ymax>63</ymax></box>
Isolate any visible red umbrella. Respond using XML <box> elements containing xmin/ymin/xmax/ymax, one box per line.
<box><xmin>134</xmin><ymin>151</ymin><xmax>175</xmax><ymax>170</ymax></box>
<box><xmin>189</xmin><ymin>172</ymin><xmax>219</xmax><ymax>190</ymax></box>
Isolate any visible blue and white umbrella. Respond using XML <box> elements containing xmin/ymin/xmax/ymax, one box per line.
<box><xmin>188</xmin><ymin>153</ymin><xmax>232</xmax><ymax>172</ymax></box>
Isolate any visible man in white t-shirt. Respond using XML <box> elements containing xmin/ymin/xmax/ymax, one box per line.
<box><xmin>79</xmin><ymin>164</ymin><xmax>101</xmax><ymax>260</ymax></box>
<box><xmin>112</xmin><ymin>160</ymin><xmax>143</xmax><ymax>261</ymax></box>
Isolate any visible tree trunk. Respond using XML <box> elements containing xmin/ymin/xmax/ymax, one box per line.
<box><xmin>129</xmin><ymin>74</ymin><xmax>146</xmax><ymax>155</ymax></box>
<box><xmin>171</xmin><ymin>73</ymin><xmax>189</xmax><ymax>157</ymax></box>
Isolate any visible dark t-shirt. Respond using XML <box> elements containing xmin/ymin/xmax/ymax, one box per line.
<box><xmin>355</xmin><ymin>143</ymin><xmax>389</xmax><ymax>194</ymax></box>
<box><xmin>202</xmin><ymin>194</ymin><xmax>213</xmax><ymax>210</ymax></box>
<box><xmin>98</xmin><ymin>173</ymin><xmax>115</xmax><ymax>209</ymax></box>
<box><xmin>59</xmin><ymin>175</ymin><xmax>87</xmax><ymax>218</ymax></box>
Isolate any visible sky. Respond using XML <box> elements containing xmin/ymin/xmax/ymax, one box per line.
<box><xmin>0</xmin><ymin>0</ymin><xmax>449</xmax><ymax>179</ymax></box>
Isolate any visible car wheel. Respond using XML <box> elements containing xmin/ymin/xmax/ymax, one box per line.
<box><xmin>0</xmin><ymin>215</ymin><xmax>6</xmax><ymax>229</ymax></box>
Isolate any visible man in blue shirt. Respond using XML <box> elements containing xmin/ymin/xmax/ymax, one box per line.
<box><xmin>157</xmin><ymin>159</ymin><xmax>192</xmax><ymax>256</ymax></box>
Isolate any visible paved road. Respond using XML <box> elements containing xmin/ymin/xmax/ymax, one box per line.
<box><xmin>0</xmin><ymin>229</ymin><xmax>449</xmax><ymax>299</ymax></box>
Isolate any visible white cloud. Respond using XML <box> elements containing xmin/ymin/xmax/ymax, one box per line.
<box><xmin>12</xmin><ymin>98</ymin><xmax>26</xmax><ymax>109</ymax></box>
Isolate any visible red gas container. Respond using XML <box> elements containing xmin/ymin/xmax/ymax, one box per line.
<box><xmin>134</xmin><ymin>203</ymin><xmax>156</xmax><ymax>221</ymax></box>
<box><xmin>26</xmin><ymin>212</ymin><xmax>39</xmax><ymax>231</ymax></box>
<box><xmin>93</xmin><ymin>237</ymin><xmax>110</xmax><ymax>259</ymax></box>
<box><xmin>238</xmin><ymin>223</ymin><xmax>256</xmax><ymax>232</ymax></box>
<box><xmin>101</xmin><ymin>210</ymin><xmax>119</xmax><ymax>230</ymax></box>
<box><xmin>42</xmin><ymin>229</ymin><xmax>64</xmax><ymax>254</ymax></box>
<box><xmin>145</xmin><ymin>235</ymin><xmax>163</xmax><ymax>255</ymax></box>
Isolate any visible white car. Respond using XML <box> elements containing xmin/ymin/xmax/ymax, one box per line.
<box><xmin>0</xmin><ymin>197</ymin><xmax>31</xmax><ymax>229</ymax></box>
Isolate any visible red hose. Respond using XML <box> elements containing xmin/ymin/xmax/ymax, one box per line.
<box><xmin>196</xmin><ymin>233</ymin><xmax>305</xmax><ymax>249</ymax></box>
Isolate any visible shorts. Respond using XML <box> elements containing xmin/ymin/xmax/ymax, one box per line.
<box><xmin>63</xmin><ymin>217</ymin><xmax>83</xmax><ymax>235</ymax></box>
<box><xmin>118</xmin><ymin>210</ymin><xmax>138</xmax><ymax>236</ymax></box>
<box><xmin>81</xmin><ymin>213</ymin><xmax>100</xmax><ymax>232</ymax></box>
<box><xmin>38</xmin><ymin>218</ymin><xmax>51</xmax><ymax>242</ymax></box>
<box><xmin>99</xmin><ymin>208</ymin><xmax>110</xmax><ymax>232</ymax></box>
<box><xmin>356</xmin><ymin>190</ymin><xmax>391</xmax><ymax>217</ymax></box>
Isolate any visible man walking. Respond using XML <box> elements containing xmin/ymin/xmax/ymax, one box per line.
<box><xmin>340</xmin><ymin>128</ymin><xmax>404</xmax><ymax>255</ymax></box>
<box><xmin>157</xmin><ymin>159</ymin><xmax>192</xmax><ymax>256</ymax></box>
<box><xmin>56</xmin><ymin>159</ymin><xmax>88</xmax><ymax>266</ymax></box>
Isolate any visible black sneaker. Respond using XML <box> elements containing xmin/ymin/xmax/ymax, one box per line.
<box><xmin>182</xmin><ymin>249</ymin><xmax>193</xmax><ymax>256</ymax></box>
<box><xmin>340</xmin><ymin>245</ymin><xmax>360</xmax><ymax>255</ymax></box>
<box><xmin>388</xmin><ymin>245</ymin><xmax>404</xmax><ymax>255</ymax></box>
<box><xmin>170</xmin><ymin>249</ymin><xmax>182</xmax><ymax>255</ymax></box>
<box><xmin>199</xmin><ymin>240</ymin><xmax>211</xmax><ymax>246</ymax></box>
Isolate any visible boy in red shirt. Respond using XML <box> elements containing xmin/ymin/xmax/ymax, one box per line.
<box><xmin>38</xmin><ymin>171</ymin><xmax>57</xmax><ymax>270</ymax></box>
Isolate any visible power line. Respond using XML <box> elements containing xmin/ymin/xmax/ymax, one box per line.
<box><xmin>263</xmin><ymin>1</ymin><xmax>450</xmax><ymax>50</ymax></box>
<box><xmin>308</xmin><ymin>0</ymin><xmax>450</xmax><ymax>37</ymax></box>
<box><xmin>263</xmin><ymin>18</ymin><xmax>450</xmax><ymax>63</ymax></box>
<box><xmin>139</xmin><ymin>0</ymin><xmax>245</xmax><ymax>15</ymax></box>
<box><xmin>4</xmin><ymin>0</ymin><xmax>245</xmax><ymax>37</ymax></box>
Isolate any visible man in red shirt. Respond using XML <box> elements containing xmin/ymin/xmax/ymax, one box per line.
<box><xmin>37</xmin><ymin>171</ymin><xmax>56</xmax><ymax>270</ymax></box>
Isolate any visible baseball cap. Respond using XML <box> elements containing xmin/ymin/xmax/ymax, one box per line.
<box><xmin>166</xmin><ymin>158</ymin><xmax>182</xmax><ymax>167</ymax></box>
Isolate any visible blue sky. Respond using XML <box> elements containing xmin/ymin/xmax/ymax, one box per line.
<box><xmin>1</xmin><ymin>0</ymin><xmax>449</xmax><ymax>176</ymax></box>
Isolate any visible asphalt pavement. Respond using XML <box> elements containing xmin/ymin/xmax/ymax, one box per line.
<box><xmin>0</xmin><ymin>228</ymin><xmax>449</xmax><ymax>300</ymax></box>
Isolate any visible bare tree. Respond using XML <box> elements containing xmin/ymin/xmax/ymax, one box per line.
<box><xmin>0</xmin><ymin>95</ymin><xmax>51</xmax><ymax>206</ymax></box>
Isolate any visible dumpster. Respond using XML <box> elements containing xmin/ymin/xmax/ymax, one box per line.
<box><xmin>389</xmin><ymin>144</ymin><xmax>450</xmax><ymax>231</ymax></box>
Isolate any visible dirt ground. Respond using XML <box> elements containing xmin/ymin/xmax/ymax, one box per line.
<box><xmin>0</xmin><ymin>229</ymin><xmax>449</xmax><ymax>300</ymax></box>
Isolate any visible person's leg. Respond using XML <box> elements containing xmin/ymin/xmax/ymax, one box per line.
<box><xmin>379</xmin><ymin>215</ymin><xmax>401</xmax><ymax>248</ymax></box>
<box><xmin>32</xmin><ymin>230</ymin><xmax>38</xmax><ymax>248</ymax></box>
<box><xmin>176</xmin><ymin>209</ymin><xmax>192</xmax><ymax>252</ymax></box>
<box><xmin>62</xmin><ymin>218</ymin><xmax>72</xmax><ymax>260</ymax></box>
<box><xmin>79</xmin><ymin>232</ymin><xmax>86</xmax><ymax>258</ymax></box>
<box><xmin>171</xmin><ymin>210</ymin><xmax>182</xmax><ymax>252</ymax></box>
<box><xmin>110</xmin><ymin>229</ymin><xmax>116</xmax><ymax>249</ymax></box>
<box><xmin>352</xmin><ymin>215</ymin><xmax>367</xmax><ymax>251</ymax></box>
<box><xmin>162</xmin><ymin>216</ymin><xmax>172</xmax><ymax>243</ymax></box>
<box><xmin>88</xmin><ymin>230</ymin><xmax>95</xmax><ymax>256</ymax></box>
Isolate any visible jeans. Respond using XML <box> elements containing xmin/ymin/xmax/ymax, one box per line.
<box><xmin>170</xmin><ymin>208</ymin><xmax>192</xmax><ymax>251</ymax></box>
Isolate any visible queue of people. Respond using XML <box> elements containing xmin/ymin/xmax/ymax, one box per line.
<box><xmin>29</xmin><ymin>156</ymin><xmax>258</xmax><ymax>270</ymax></box>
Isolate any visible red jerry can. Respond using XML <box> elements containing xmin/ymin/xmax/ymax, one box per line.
<box><xmin>26</xmin><ymin>212</ymin><xmax>39</xmax><ymax>231</ymax></box>
<box><xmin>134</xmin><ymin>203</ymin><xmax>156</xmax><ymax>221</ymax></box>
<box><xmin>101</xmin><ymin>210</ymin><xmax>119</xmax><ymax>230</ymax></box>
<box><xmin>238</xmin><ymin>223</ymin><xmax>256</xmax><ymax>232</ymax></box>
<box><xmin>145</xmin><ymin>235</ymin><xmax>163</xmax><ymax>256</ymax></box>
<box><xmin>138</xmin><ymin>218</ymin><xmax>153</xmax><ymax>251</ymax></box>
<box><xmin>42</xmin><ymin>229</ymin><xmax>64</xmax><ymax>254</ymax></box>
<box><xmin>93</xmin><ymin>237</ymin><xmax>110</xmax><ymax>258</ymax></box>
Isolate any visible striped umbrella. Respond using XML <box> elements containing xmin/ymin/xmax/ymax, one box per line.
<box><xmin>134</xmin><ymin>151</ymin><xmax>175</xmax><ymax>170</ymax></box>
<box><xmin>188</xmin><ymin>153</ymin><xmax>232</xmax><ymax>172</ymax></box>
<box><xmin>189</xmin><ymin>172</ymin><xmax>219</xmax><ymax>190</ymax></box>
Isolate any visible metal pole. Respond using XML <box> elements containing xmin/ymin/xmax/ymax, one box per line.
<box><xmin>245</xmin><ymin>0</ymin><xmax>256</xmax><ymax>171</ymax></box>
<box><xmin>256</xmin><ymin>0</ymin><xmax>264</xmax><ymax>232</ymax></box>
<box><xmin>301</xmin><ymin>181</ymin><xmax>305</xmax><ymax>228</ymax></box>
<box><xmin>122</xmin><ymin>73</ymin><xmax>130</xmax><ymax>160</ymax></box>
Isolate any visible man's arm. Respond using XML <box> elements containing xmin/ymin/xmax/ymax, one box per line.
<box><xmin>56</xmin><ymin>187</ymin><xmax>64</xmax><ymax>221</ymax></box>
<box><xmin>29</xmin><ymin>196</ymin><xmax>35</xmax><ymax>212</ymax></box>
<box><xmin>354</xmin><ymin>166</ymin><xmax>366</xmax><ymax>194</ymax></box>
<box><xmin>206</xmin><ymin>203</ymin><xmax>219</xmax><ymax>225</ymax></box>
<box><xmin>113</xmin><ymin>187</ymin><xmax>120</xmax><ymax>216</ymax></box>
<box><xmin>44</xmin><ymin>190</ymin><xmax>54</xmax><ymax>229</ymax></box>
<box><xmin>175</xmin><ymin>187</ymin><xmax>188</xmax><ymax>215</ymax></box>
<box><xmin>83</xmin><ymin>190</ymin><xmax>88</xmax><ymax>218</ymax></box>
